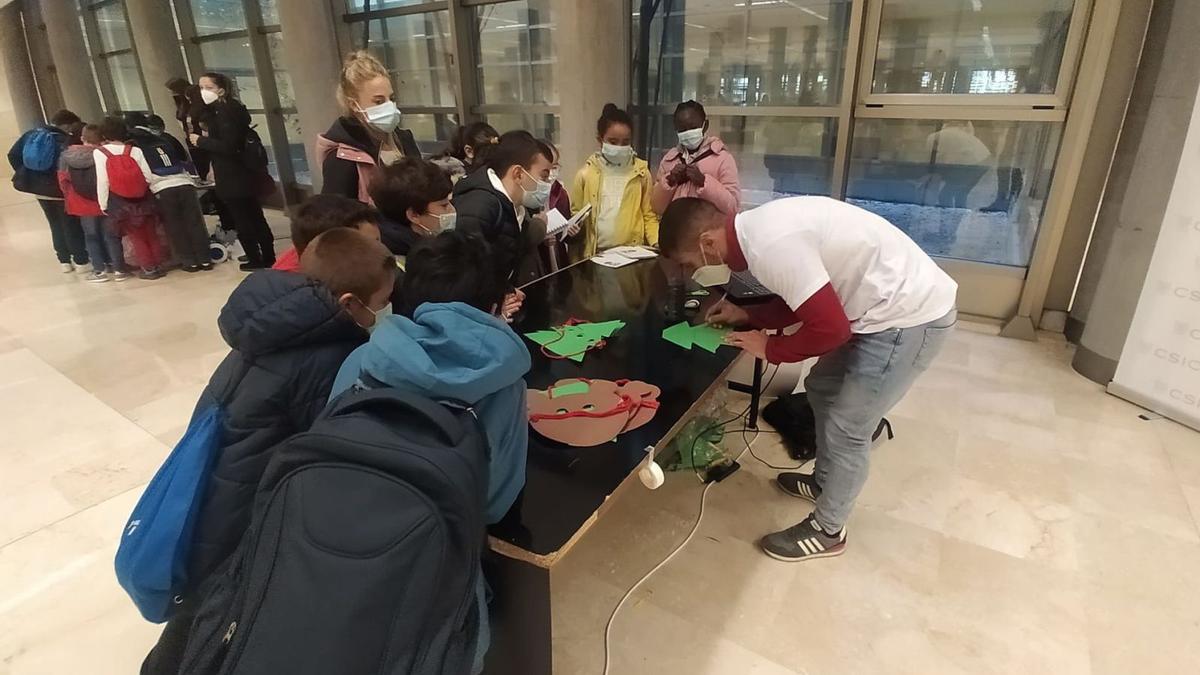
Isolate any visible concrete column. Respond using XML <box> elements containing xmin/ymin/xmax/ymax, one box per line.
<box><xmin>38</xmin><ymin>0</ymin><xmax>103</xmax><ymax>122</ymax></box>
<box><xmin>276</xmin><ymin>0</ymin><xmax>345</xmax><ymax>192</ymax></box>
<box><xmin>0</xmin><ymin>1</ymin><xmax>45</xmax><ymax>132</ymax></box>
<box><xmin>1071</xmin><ymin>0</ymin><xmax>1200</xmax><ymax>383</ymax></box>
<box><xmin>125</xmin><ymin>0</ymin><xmax>188</xmax><ymax>142</ymax></box>
<box><xmin>21</xmin><ymin>0</ymin><xmax>64</xmax><ymax>115</ymax></box>
<box><xmin>552</xmin><ymin>0</ymin><xmax>629</xmax><ymax>174</ymax></box>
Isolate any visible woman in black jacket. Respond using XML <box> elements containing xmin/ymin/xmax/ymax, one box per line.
<box><xmin>317</xmin><ymin>50</ymin><xmax>421</xmax><ymax>203</ymax></box>
<box><xmin>190</xmin><ymin>72</ymin><xmax>276</xmax><ymax>270</ymax></box>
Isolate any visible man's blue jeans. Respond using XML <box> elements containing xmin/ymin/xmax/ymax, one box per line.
<box><xmin>806</xmin><ymin>309</ymin><xmax>957</xmax><ymax>533</ymax></box>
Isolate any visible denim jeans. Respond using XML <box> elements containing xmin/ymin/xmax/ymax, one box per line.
<box><xmin>80</xmin><ymin>215</ymin><xmax>126</xmax><ymax>271</ymax></box>
<box><xmin>806</xmin><ymin>308</ymin><xmax>957</xmax><ymax>533</ymax></box>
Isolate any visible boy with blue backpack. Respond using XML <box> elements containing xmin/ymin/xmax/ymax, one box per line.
<box><xmin>8</xmin><ymin>109</ymin><xmax>91</xmax><ymax>273</ymax></box>
<box><xmin>129</xmin><ymin>113</ymin><xmax>215</xmax><ymax>272</ymax></box>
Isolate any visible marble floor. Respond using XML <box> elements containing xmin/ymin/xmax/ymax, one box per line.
<box><xmin>1</xmin><ymin>188</ymin><xmax>1198</xmax><ymax>674</ymax></box>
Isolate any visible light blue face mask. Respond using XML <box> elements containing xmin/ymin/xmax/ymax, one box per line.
<box><xmin>601</xmin><ymin>143</ymin><xmax>634</xmax><ymax>165</ymax></box>
<box><xmin>520</xmin><ymin>168</ymin><xmax>552</xmax><ymax>209</ymax></box>
<box><xmin>359</xmin><ymin>101</ymin><xmax>401</xmax><ymax>134</ymax></box>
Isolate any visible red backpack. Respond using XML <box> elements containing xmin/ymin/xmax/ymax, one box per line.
<box><xmin>99</xmin><ymin>145</ymin><xmax>149</xmax><ymax>199</ymax></box>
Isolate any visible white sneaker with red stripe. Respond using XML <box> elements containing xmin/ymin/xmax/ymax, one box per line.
<box><xmin>760</xmin><ymin>513</ymin><xmax>847</xmax><ymax>562</ymax></box>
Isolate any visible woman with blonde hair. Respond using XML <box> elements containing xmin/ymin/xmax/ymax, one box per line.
<box><xmin>318</xmin><ymin>50</ymin><xmax>421</xmax><ymax>203</ymax></box>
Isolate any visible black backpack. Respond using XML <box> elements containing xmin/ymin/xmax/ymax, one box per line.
<box><xmin>68</xmin><ymin>163</ymin><xmax>98</xmax><ymax>200</ymax></box>
<box><xmin>176</xmin><ymin>387</ymin><xmax>489</xmax><ymax>675</ymax></box>
<box><xmin>242</xmin><ymin>126</ymin><xmax>269</xmax><ymax>172</ymax></box>
<box><xmin>137</xmin><ymin>131</ymin><xmax>191</xmax><ymax>177</ymax></box>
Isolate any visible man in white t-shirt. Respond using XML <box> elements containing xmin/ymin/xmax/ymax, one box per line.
<box><xmin>659</xmin><ymin>197</ymin><xmax>958</xmax><ymax>562</ymax></box>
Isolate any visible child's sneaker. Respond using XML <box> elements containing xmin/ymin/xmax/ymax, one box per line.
<box><xmin>85</xmin><ymin>271</ymin><xmax>110</xmax><ymax>283</ymax></box>
<box><xmin>60</xmin><ymin>262</ymin><xmax>75</xmax><ymax>273</ymax></box>
<box><xmin>111</xmin><ymin>269</ymin><xmax>133</xmax><ymax>282</ymax></box>
<box><xmin>138</xmin><ymin>268</ymin><xmax>166</xmax><ymax>280</ymax></box>
<box><xmin>75</xmin><ymin>263</ymin><xmax>94</xmax><ymax>275</ymax></box>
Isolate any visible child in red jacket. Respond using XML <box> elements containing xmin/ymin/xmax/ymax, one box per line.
<box><xmin>58</xmin><ymin>124</ymin><xmax>132</xmax><ymax>282</ymax></box>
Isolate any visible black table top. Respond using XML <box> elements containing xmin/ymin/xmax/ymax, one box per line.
<box><xmin>487</xmin><ymin>258</ymin><xmax>739</xmax><ymax>558</ymax></box>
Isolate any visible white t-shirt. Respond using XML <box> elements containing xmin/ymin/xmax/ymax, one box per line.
<box><xmin>735</xmin><ymin>196</ymin><xmax>958</xmax><ymax>334</ymax></box>
<box><xmin>596</xmin><ymin>161</ymin><xmax>632</xmax><ymax>249</ymax></box>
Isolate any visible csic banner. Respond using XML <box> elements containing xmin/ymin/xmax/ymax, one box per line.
<box><xmin>1109</xmin><ymin>85</ymin><xmax>1200</xmax><ymax>432</ymax></box>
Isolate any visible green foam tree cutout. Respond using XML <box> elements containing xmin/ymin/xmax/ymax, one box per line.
<box><xmin>662</xmin><ymin>321</ymin><xmax>731</xmax><ymax>354</ymax></box>
<box><xmin>525</xmin><ymin>320</ymin><xmax>626</xmax><ymax>362</ymax></box>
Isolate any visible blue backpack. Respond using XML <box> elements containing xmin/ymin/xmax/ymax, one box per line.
<box><xmin>115</xmin><ymin>404</ymin><xmax>224</xmax><ymax>623</ymax></box>
<box><xmin>21</xmin><ymin>127</ymin><xmax>60</xmax><ymax>172</ymax></box>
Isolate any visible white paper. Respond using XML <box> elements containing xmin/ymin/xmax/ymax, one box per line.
<box><xmin>546</xmin><ymin>203</ymin><xmax>593</xmax><ymax>239</ymax></box>
<box><xmin>590</xmin><ymin>251</ymin><xmax>638</xmax><ymax>268</ymax></box>
<box><xmin>605</xmin><ymin>245</ymin><xmax>659</xmax><ymax>260</ymax></box>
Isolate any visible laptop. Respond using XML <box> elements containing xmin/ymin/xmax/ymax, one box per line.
<box><xmin>722</xmin><ymin>270</ymin><xmax>775</xmax><ymax>301</ymax></box>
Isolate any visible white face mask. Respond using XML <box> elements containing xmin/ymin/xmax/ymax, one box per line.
<box><xmin>200</xmin><ymin>88</ymin><xmax>220</xmax><ymax>105</ymax></box>
<box><xmin>601</xmin><ymin>143</ymin><xmax>633</xmax><ymax>165</ymax></box>
<box><xmin>691</xmin><ymin>242</ymin><xmax>731</xmax><ymax>288</ymax></box>
<box><xmin>359</xmin><ymin>100</ymin><xmax>401</xmax><ymax>134</ymax></box>
<box><xmin>365</xmin><ymin>302</ymin><xmax>393</xmax><ymax>334</ymax></box>
<box><xmin>678</xmin><ymin>127</ymin><xmax>704</xmax><ymax>152</ymax></box>
<box><xmin>520</xmin><ymin>168</ymin><xmax>552</xmax><ymax>209</ymax></box>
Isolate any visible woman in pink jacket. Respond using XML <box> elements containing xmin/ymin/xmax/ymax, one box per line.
<box><xmin>651</xmin><ymin>100</ymin><xmax>741</xmax><ymax>216</ymax></box>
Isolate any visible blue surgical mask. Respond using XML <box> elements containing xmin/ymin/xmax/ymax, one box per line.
<box><xmin>520</xmin><ymin>168</ymin><xmax>552</xmax><ymax>209</ymax></box>
<box><xmin>677</xmin><ymin>127</ymin><xmax>704</xmax><ymax>152</ymax></box>
<box><xmin>601</xmin><ymin>143</ymin><xmax>633</xmax><ymax>165</ymax></box>
<box><xmin>359</xmin><ymin>101</ymin><xmax>401</xmax><ymax>134</ymax></box>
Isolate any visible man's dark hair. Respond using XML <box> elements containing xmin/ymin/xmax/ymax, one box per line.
<box><xmin>368</xmin><ymin>158</ymin><xmax>452</xmax><ymax>225</ymax></box>
<box><xmin>399</xmin><ymin>230</ymin><xmax>505</xmax><ymax>317</ymax></box>
<box><xmin>165</xmin><ymin>77</ymin><xmax>189</xmax><ymax>95</ymax></box>
<box><xmin>659</xmin><ymin>197</ymin><xmax>722</xmax><ymax>257</ymax></box>
<box><xmin>483</xmin><ymin>130</ymin><xmax>552</xmax><ymax>176</ymax></box>
<box><xmin>98</xmin><ymin>116</ymin><xmax>130</xmax><ymax>142</ymax></box>
<box><xmin>301</xmin><ymin>228</ymin><xmax>396</xmax><ymax>301</ymax></box>
<box><xmin>291</xmin><ymin>194</ymin><xmax>382</xmax><ymax>254</ymax></box>
<box><xmin>49</xmin><ymin>109</ymin><xmax>82</xmax><ymax>129</ymax></box>
<box><xmin>597</xmin><ymin>103</ymin><xmax>634</xmax><ymax>137</ymax></box>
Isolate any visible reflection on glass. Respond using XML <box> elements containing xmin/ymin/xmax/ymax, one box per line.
<box><xmin>258</xmin><ymin>0</ymin><xmax>279</xmax><ymax>25</ymax></box>
<box><xmin>266</xmin><ymin>33</ymin><xmax>295</xmax><ymax>109</ymax></box>
<box><xmin>94</xmin><ymin>2</ymin><xmax>131</xmax><ymax>52</ymax></box>
<box><xmin>402</xmin><ymin>113</ymin><xmax>460</xmax><ymax>156</ymax></box>
<box><xmin>367</xmin><ymin>11</ymin><xmax>457</xmax><ymax>107</ymax></box>
<box><xmin>107</xmin><ymin>53</ymin><xmax>147</xmax><ymax>111</ymax></box>
<box><xmin>633</xmin><ymin>0</ymin><xmax>853</xmax><ymax>107</ymax></box>
<box><xmin>347</xmin><ymin>0</ymin><xmax>430</xmax><ymax>11</ymax></box>
<box><xmin>873</xmin><ymin>0</ymin><xmax>1075</xmax><ymax>95</ymax></box>
<box><xmin>476</xmin><ymin>0</ymin><xmax>557</xmax><ymax>106</ymax></box>
<box><xmin>484</xmin><ymin>114</ymin><xmax>560</xmax><ymax>144</ymax></box>
<box><xmin>641</xmin><ymin>113</ymin><xmax>836</xmax><ymax>206</ymax></box>
<box><xmin>200</xmin><ymin>38</ymin><xmax>262</xmax><ymax>109</ymax></box>
<box><xmin>189</xmin><ymin>0</ymin><xmax>248</xmax><ymax>36</ymax></box>
<box><xmin>283</xmin><ymin>113</ymin><xmax>309</xmax><ymax>185</ymax></box>
<box><xmin>249</xmin><ymin>113</ymin><xmax>279</xmax><ymax>180</ymax></box>
<box><xmin>847</xmin><ymin>118</ymin><xmax>1063</xmax><ymax>266</ymax></box>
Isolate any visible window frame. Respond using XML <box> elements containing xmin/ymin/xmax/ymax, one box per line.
<box><xmin>79</xmin><ymin>0</ymin><xmax>152</xmax><ymax>113</ymax></box>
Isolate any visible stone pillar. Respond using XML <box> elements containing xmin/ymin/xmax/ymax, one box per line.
<box><xmin>125</xmin><ymin>0</ymin><xmax>188</xmax><ymax>142</ymax></box>
<box><xmin>38</xmin><ymin>0</ymin><xmax>104</xmax><ymax>122</ymax></box>
<box><xmin>1071</xmin><ymin>0</ymin><xmax>1200</xmax><ymax>383</ymax></box>
<box><xmin>276</xmin><ymin>0</ymin><xmax>345</xmax><ymax>192</ymax></box>
<box><xmin>0</xmin><ymin>1</ymin><xmax>45</xmax><ymax>132</ymax></box>
<box><xmin>553</xmin><ymin>0</ymin><xmax>629</xmax><ymax>174</ymax></box>
<box><xmin>21</xmin><ymin>0</ymin><xmax>64</xmax><ymax>115</ymax></box>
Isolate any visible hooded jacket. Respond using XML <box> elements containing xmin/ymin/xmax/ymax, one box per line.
<box><xmin>331</xmin><ymin>302</ymin><xmax>530</xmax><ymax>524</ymax></box>
<box><xmin>317</xmin><ymin>115</ymin><xmax>421</xmax><ymax>204</ymax></box>
<box><xmin>194</xmin><ymin>98</ymin><xmax>258</xmax><ymax>200</ymax></box>
<box><xmin>187</xmin><ymin>270</ymin><xmax>367</xmax><ymax>584</ymax></box>
<box><xmin>570</xmin><ymin>153</ymin><xmax>659</xmax><ymax>260</ymax></box>
<box><xmin>651</xmin><ymin>136</ymin><xmax>741</xmax><ymax>216</ymax></box>
<box><xmin>8</xmin><ymin>126</ymin><xmax>72</xmax><ymax>198</ymax></box>
<box><xmin>451</xmin><ymin>167</ymin><xmax>546</xmax><ymax>287</ymax></box>
<box><xmin>57</xmin><ymin>145</ymin><xmax>103</xmax><ymax>217</ymax></box>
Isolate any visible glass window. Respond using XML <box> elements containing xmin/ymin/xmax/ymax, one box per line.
<box><xmin>283</xmin><ymin>113</ymin><xmax>309</xmax><ymax>185</ymax></box>
<box><xmin>106</xmin><ymin>52</ymin><xmax>148</xmax><ymax>111</ymax></box>
<box><xmin>633</xmin><ymin>0</ymin><xmax>853</xmax><ymax>107</ymax></box>
<box><xmin>347</xmin><ymin>0</ymin><xmax>432</xmax><ymax>12</ymax></box>
<box><xmin>249</xmin><ymin>113</ymin><xmax>279</xmax><ymax>179</ymax></box>
<box><xmin>266</xmin><ymin>33</ymin><xmax>295</xmax><ymax>109</ymax></box>
<box><xmin>476</xmin><ymin>0</ymin><xmax>558</xmax><ymax>106</ymax></box>
<box><xmin>189</xmin><ymin>0</ymin><xmax>248</xmax><ymax>36</ymax></box>
<box><xmin>847</xmin><ymin>118</ymin><xmax>1063</xmax><ymax>266</ymax></box>
<box><xmin>872</xmin><ymin>0</ymin><xmax>1075</xmax><ymax>95</ymax></box>
<box><xmin>94</xmin><ymin>2</ymin><xmax>131</xmax><ymax>52</ymax></box>
<box><xmin>199</xmin><ymin>37</ymin><xmax>262</xmax><ymax>109</ymax></box>
<box><xmin>403</xmin><ymin>112</ymin><xmax>459</xmax><ymax>156</ymax></box>
<box><xmin>258</xmin><ymin>0</ymin><xmax>279</xmax><ymax>25</ymax></box>
<box><xmin>367</xmin><ymin>11</ymin><xmax>457</xmax><ymax>107</ymax></box>
<box><xmin>484</xmin><ymin>114</ymin><xmax>559</xmax><ymax>144</ymax></box>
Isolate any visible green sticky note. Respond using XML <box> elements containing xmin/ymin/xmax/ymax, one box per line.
<box><xmin>689</xmin><ymin>324</ymin><xmax>730</xmax><ymax>353</ymax></box>
<box><xmin>662</xmin><ymin>322</ymin><xmax>694</xmax><ymax>349</ymax></box>
<box><xmin>549</xmin><ymin>381</ymin><xmax>590</xmax><ymax>398</ymax></box>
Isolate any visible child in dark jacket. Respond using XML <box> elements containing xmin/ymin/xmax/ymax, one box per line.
<box><xmin>139</xmin><ymin>229</ymin><xmax>397</xmax><ymax>675</ymax></box>
<box><xmin>58</xmin><ymin>124</ymin><xmax>132</xmax><ymax>283</ymax></box>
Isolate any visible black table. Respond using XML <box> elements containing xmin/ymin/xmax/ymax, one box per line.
<box><xmin>482</xmin><ymin>257</ymin><xmax>742</xmax><ymax>675</ymax></box>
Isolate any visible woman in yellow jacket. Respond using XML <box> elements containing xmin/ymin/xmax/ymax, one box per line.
<box><xmin>569</xmin><ymin>103</ymin><xmax>659</xmax><ymax>261</ymax></box>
